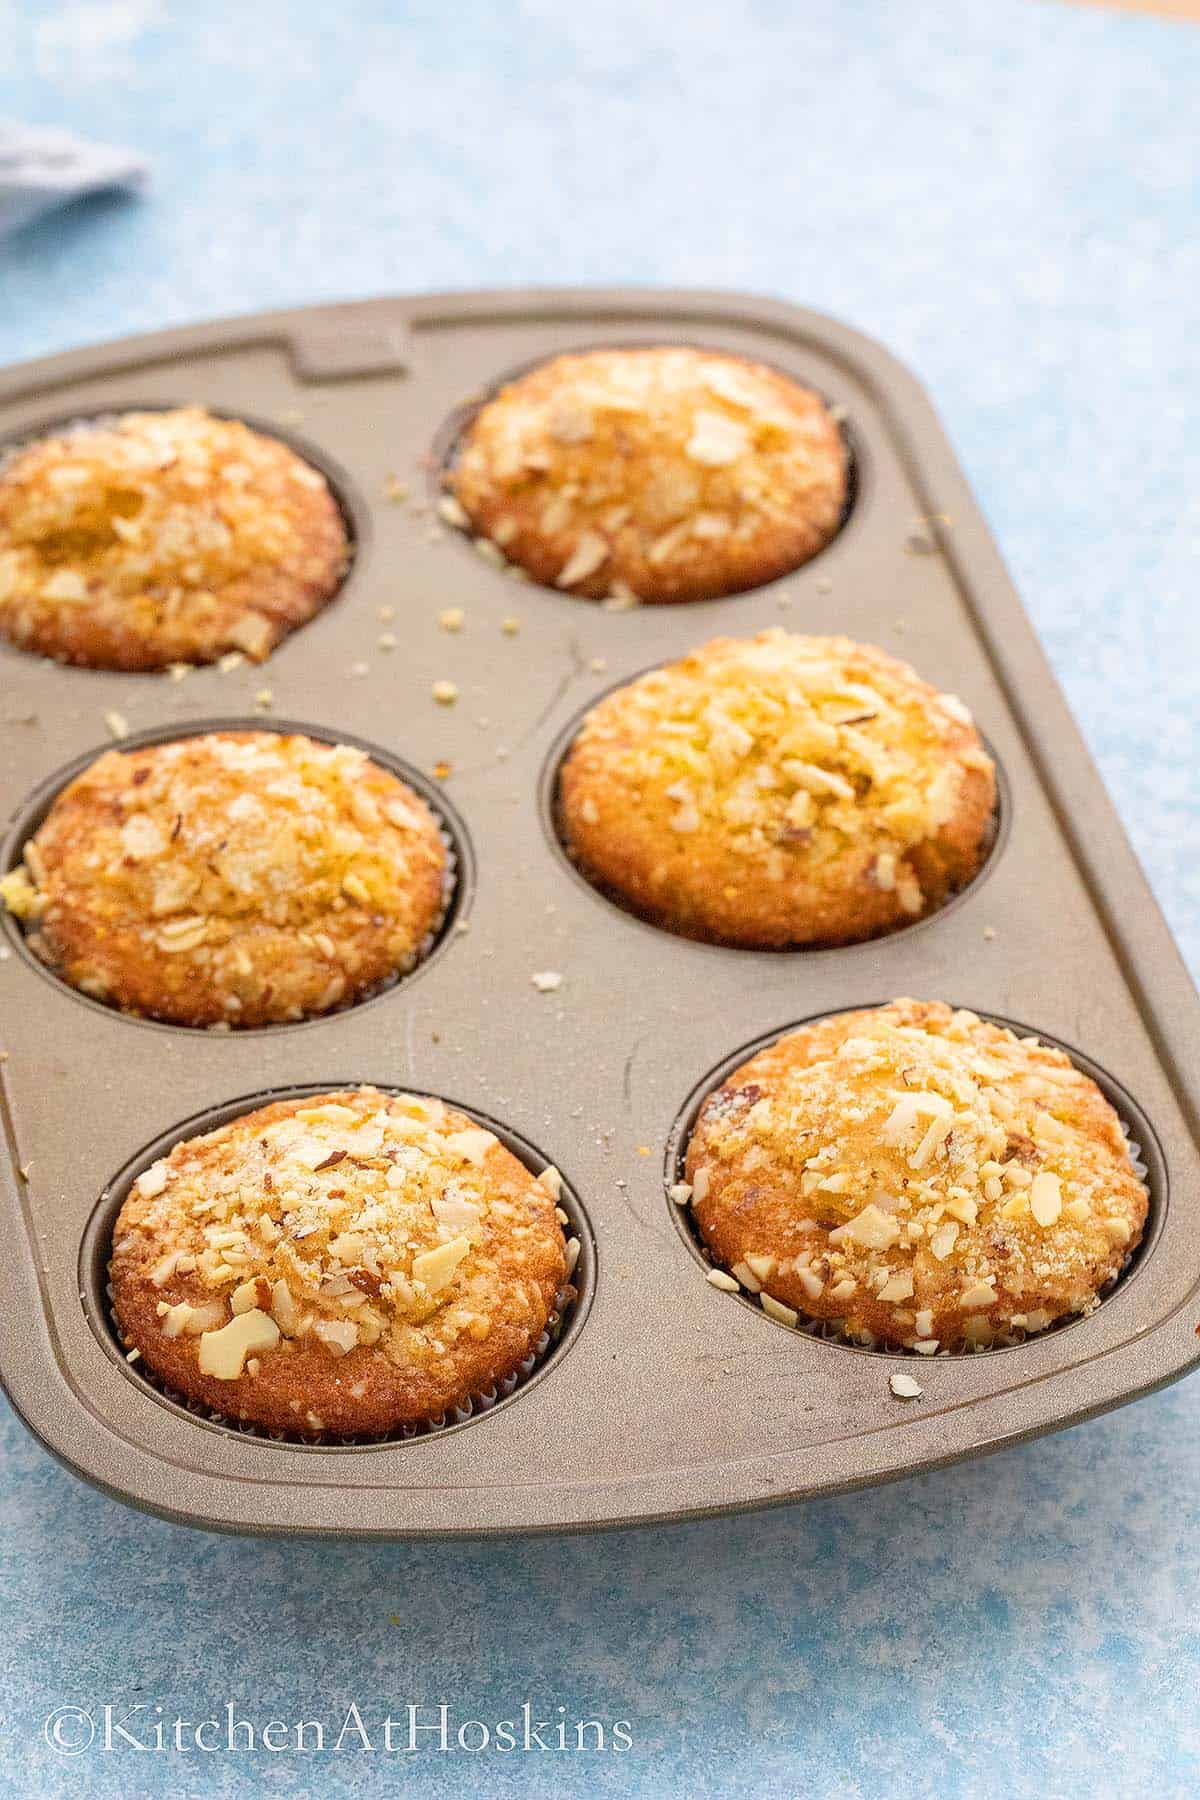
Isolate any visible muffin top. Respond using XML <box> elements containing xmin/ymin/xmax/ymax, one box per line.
<box><xmin>109</xmin><ymin>1088</ymin><xmax>570</xmax><ymax>1436</ymax></box>
<box><xmin>0</xmin><ymin>406</ymin><xmax>348</xmax><ymax>668</ymax></box>
<box><xmin>558</xmin><ymin>630</ymin><xmax>996</xmax><ymax>947</ymax></box>
<box><xmin>448</xmin><ymin>347</ymin><xmax>847</xmax><ymax>602</ymax></box>
<box><xmin>0</xmin><ymin>731</ymin><xmax>449</xmax><ymax>1027</ymax></box>
<box><xmin>685</xmin><ymin>999</ymin><xmax>1149</xmax><ymax>1350</ymax></box>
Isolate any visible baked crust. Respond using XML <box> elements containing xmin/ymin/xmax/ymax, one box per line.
<box><xmin>0</xmin><ymin>407</ymin><xmax>348</xmax><ymax>668</ymax></box>
<box><xmin>558</xmin><ymin>630</ymin><xmax>996</xmax><ymax>947</ymax></box>
<box><xmin>1</xmin><ymin>731</ymin><xmax>449</xmax><ymax>1027</ymax></box>
<box><xmin>449</xmin><ymin>347</ymin><xmax>847</xmax><ymax>602</ymax></box>
<box><xmin>685</xmin><ymin>999</ymin><xmax>1149</xmax><ymax>1349</ymax></box>
<box><xmin>109</xmin><ymin>1088</ymin><xmax>570</xmax><ymax>1435</ymax></box>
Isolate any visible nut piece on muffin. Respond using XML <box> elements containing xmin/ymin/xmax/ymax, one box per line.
<box><xmin>448</xmin><ymin>347</ymin><xmax>847</xmax><ymax>602</ymax></box>
<box><xmin>0</xmin><ymin>406</ymin><xmax>348</xmax><ymax>669</ymax></box>
<box><xmin>558</xmin><ymin>629</ymin><xmax>996</xmax><ymax>947</ymax></box>
<box><xmin>685</xmin><ymin>999</ymin><xmax>1149</xmax><ymax>1351</ymax></box>
<box><xmin>0</xmin><ymin>731</ymin><xmax>449</xmax><ymax>1027</ymax></box>
<box><xmin>109</xmin><ymin>1088</ymin><xmax>570</xmax><ymax>1436</ymax></box>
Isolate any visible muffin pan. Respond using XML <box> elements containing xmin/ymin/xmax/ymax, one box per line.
<box><xmin>0</xmin><ymin>288</ymin><xmax>1197</xmax><ymax>1537</ymax></box>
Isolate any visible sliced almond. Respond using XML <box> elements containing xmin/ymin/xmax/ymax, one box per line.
<box><xmin>829</xmin><ymin>1204</ymin><xmax>901</xmax><ymax>1251</ymax></box>
<box><xmin>197</xmin><ymin>1309</ymin><xmax>280</xmax><ymax>1378</ymax></box>
<box><xmin>1029</xmin><ymin>1171</ymin><xmax>1063</xmax><ymax>1228</ymax></box>
<box><xmin>411</xmin><ymin>1234</ymin><xmax>471</xmax><ymax>1294</ymax></box>
<box><xmin>137</xmin><ymin>1160</ymin><xmax>170</xmax><ymax>1200</ymax></box>
<box><xmin>889</xmin><ymin>1371</ymin><xmax>924</xmax><ymax>1399</ymax></box>
<box><xmin>760</xmin><ymin>1293</ymin><xmax>798</xmax><ymax>1327</ymax></box>
<box><xmin>556</xmin><ymin>530</ymin><xmax>609</xmax><ymax>589</ymax></box>
<box><xmin>929</xmin><ymin>1222</ymin><xmax>960</xmax><ymax>1261</ymax></box>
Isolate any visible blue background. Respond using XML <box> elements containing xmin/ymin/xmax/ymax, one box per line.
<box><xmin>2</xmin><ymin>1</ymin><xmax>1198</xmax><ymax>1793</ymax></box>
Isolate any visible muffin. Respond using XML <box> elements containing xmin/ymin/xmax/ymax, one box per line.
<box><xmin>448</xmin><ymin>347</ymin><xmax>847</xmax><ymax>601</ymax></box>
<box><xmin>685</xmin><ymin>999</ymin><xmax>1149</xmax><ymax>1351</ymax></box>
<box><xmin>109</xmin><ymin>1088</ymin><xmax>571</xmax><ymax>1436</ymax></box>
<box><xmin>0</xmin><ymin>731</ymin><xmax>449</xmax><ymax>1027</ymax></box>
<box><xmin>0</xmin><ymin>406</ymin><xmax>348</xmax><ymax>668</ymax></box>
<box><xmin>558</xmin><ymin>629</ymin><xmax>996</xmax><ymax>947</ymax></box>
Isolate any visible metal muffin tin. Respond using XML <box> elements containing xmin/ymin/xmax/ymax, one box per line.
<box><xmin>1</xmin><ymin>288</ymin><xmax>1197</xmax><ymax>1539</ymax></box>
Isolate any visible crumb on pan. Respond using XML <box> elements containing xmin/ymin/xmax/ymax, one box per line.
<box><xmin>0</xmin><ymin>731</ymin><xmax>449</xmax><ymax>1027</ymax></box>
<box><xmin>108</xmin><ymin>1087</ymin><xmax>569</xmax><ymax>1435</ymax></box>
<box><xmin>0</xmin><ymin>406</ymin><xmax>349</xmax><ymax>669</ymax></box>
<box><xmin>558</xmin><ymin>628</ymin><xmax>996</xmax><ymax>947</ymax></box>
<box><xmin>685</xmin><ymin>999</ymin><xmax>1149</xmax><ymax>1351</ymax></box>
<box><xmin>448</xmin><ymin>347</ymin><xmax>848</xmax><ymax>602</ymax></box>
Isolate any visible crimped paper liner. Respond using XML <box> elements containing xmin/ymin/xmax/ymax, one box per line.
<box><xmin>14</xmin><ymin>780</ymin><xmax>460</xmax><ymax>1031</ymax></box>
<box><xmin>107</xmin><ymin>1280</ymin><xmax>577</xmax><ymax>1446</ymax></box>
<box><xmin>688</xmin><ymin>1117</ymin><xmax>1150</xmax><ymax>1359</ymax></box>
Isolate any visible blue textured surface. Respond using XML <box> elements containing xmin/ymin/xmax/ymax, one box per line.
<box><xmin>2</xmin><ymin>2</ymin><xmax>1199</xmax><ymax>1794</ymax></box>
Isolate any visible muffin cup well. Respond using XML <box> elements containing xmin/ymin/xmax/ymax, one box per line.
<box><xmin>430</xmin><ymin>341</ymin><xmax>861</xmax><ymax>598</ymax></box>
<box><xmin>665</xmin><ymin>1006</ymin><xmax>1164</xmax><ymax>1358</ymax></box>
<box><xmin>0</xmin><ymin>717</ymin><xmax>473</xmax><ymax>1034</ymax></box>
<box><xmin>81</xmin><ymin>1085</ymin><xmax>593</xmax><ymax>1449</ymax></box>
<box><xmin>539</xmin><ymin>676</ymin><xmax>1009</xmax><ymax>955</ymax></box>
<box><xmin>0</xmin><ymin>401</ymin><xmax>367</xmax><ymax>664</ymax></box>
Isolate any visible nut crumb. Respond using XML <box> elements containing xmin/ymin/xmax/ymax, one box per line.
<box><xmin>531</xmin><ymin>969</ymin><xmax>562</xmax><ymax>993</ymax></box>
<box><xmin>439</xmin><ymin>607</ymin><xmax>465</xmax><ymax>633</ymax></box>
<box><xmin>890</xmin><ymin>1371</ymin><xmax>924</xmax><ymax>1399</ymax></box>
<box><xmin>500</xmin><ymin>616</ymin><xmax>521</xmax><ymax>636</ymax></box>
<box><xmin>218</xmin><ymin>651</ymin><xmax>245</xmax><ymax>673</ymax></box>
<box><xmin>384</xmin><ymin>475</ymin><xmax>409</xmax><ymax>503</ymax></box>
<box><xmin>254</xmin><ymin>688</ymin><xmax>274</xmax><ymax>710</ymax></box>
<box><xmin>431</xmin><ymin>679</ymin><xmax>459</xmax><ymax>706</ymax></box>
<box><xmin>378</xmin><ymin>632</ymin><xmax>397</xmax><ymax>651</ymax></box>
<box><xmin>104</xmin><ymin>710</ymin><xmax>129</xmax><ymax>740</ymax></box>
<box><xmin>436</xmin><ymin>493</ymin><xmax>468</xmax><ymax>528</ymax></box>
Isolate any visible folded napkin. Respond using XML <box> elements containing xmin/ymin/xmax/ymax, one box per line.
<box><xmin>0</xmin><ymin>121</ymin><xmax>148</xmax><ymax>238</ymax></box>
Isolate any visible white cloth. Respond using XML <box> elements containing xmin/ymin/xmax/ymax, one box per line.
<box><xmin>0</xmin><ymin>122</ymin><xmax>147</xmax><ymax>238</ymax></box>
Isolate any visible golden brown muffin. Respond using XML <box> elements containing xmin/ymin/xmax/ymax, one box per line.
<box><xmin>0</xmin><ymin>406</ymin><xmax>348</xmax><ymax>668</ymax></box>
<box><xmin>685</xmin><ymin>1000</ymin><xmax>1149</xmax><ymax>1351</ymax></box>
<box><xmin>448</xmin><ymin>347</ymin><xmax>847</xmax><ymax>601</ymax></box>
<box><xmin>109</xmin><ymin>1088</ymin><xmax>571</xmax><ymax>1436</ymax></box>
<box><xmin>0</xmin><ymin>731</ymin><xmax>449</xmax><ymax>1027</ymax></box>
<box><xmin>558</xmin><ymin>630</ymin><xmax>995</xmax><ymax>947</ymax></box>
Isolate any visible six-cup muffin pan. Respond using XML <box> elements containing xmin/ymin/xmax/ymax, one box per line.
<box><xmin>1</xmin><ymin>288</ymin><xmax>1198</xmax><ymax>1539</ymax></box>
